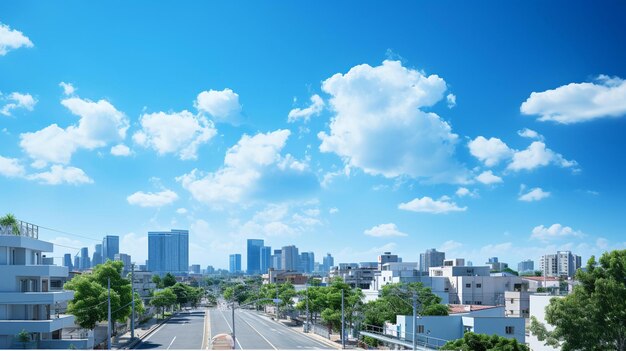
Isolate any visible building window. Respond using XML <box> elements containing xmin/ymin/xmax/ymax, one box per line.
<box><xmin>465</xmin><ymin>283</ymin><xmax>471</xmax><ymax>288</ymax></box>
<box><xmin>416</xmin><ymin>325</ymin><xmax>425</xmax><ymax>334</ymax></box>
<box><xmin>505</xmin><ymin>326</ymin><xmax>514</xmax><ymax>334</ymax></box>
<box><xmin>476</xmin><ymin>283</ymin><xmax>482</xmax><ymax>288</ymax></box>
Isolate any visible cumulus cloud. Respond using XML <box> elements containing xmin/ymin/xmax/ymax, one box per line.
<box><xmin>28</xmin><ymin>165</ymin><xmax>93</xmax><ymax>185</ymax></box>
<box><xmin>133</xmin><ymin>110</ymin><xmax>216</xmax><ymax>160</ymax></box>
<box><xmin>398</xmin><ymin>196</ymin><xmax>466</xmax><ymax>214</ymax></box>
<box><xmin>127</xmin><ymin>189</ymin><xmax>178</xmax><ymax>207</ymax></box>
<box><xmin>0</xmin><ymin>23</ymin><xmax>33</xmax><ymax>56</ymax></box>
<box><xmin>178</xmin><ymin>129</ymin><xmax>317</xmax><ymax>205</ymax></box>
<box><xmin>194</xmin><ymin>88</ymin><xmax>242</xmax><ymax>124</ymax></box>
<box><xmin>475</xmin><ymin>170</ymin><xmax>503</xmax><ymax>185</ymax></box>
<box><xmin>531</xmin><ymin>223</ymin><xmax>584</xmax><ymax>241</ymax></box>
<box><xmin>446</xmin><ymin>93</ymin><xmax>456</xmax><ymax>108</ymax></box>
<box><xmin>455</xmin><ymin>187</ymin><xmax>478</xmax><ymax>198</ymax></box>
<box><xmin>1</xmin><ymin>92</ymin><xmax>37</xmax><ymax>116</ymax></box>
<box><xmin>439</xmin><ymin>240</ymin><xmax>463</xmax><ymax>252</ymax></box>
<box><xmin>517</xmin><ymin>128</ymin><xmax>543</xmax><ymax>140</ymax></box>
<box><xmin>468</xmin><ymin>136</ymin><xmax>513</xmax><ymax>167</ymax></box>
<box><xmin>364</xmin><ymin>223</ymin><xmax>408</xmax><ymax>237</ymax></box>
<box><xmin>507</xmin><ymin>141</ymin><xmax>576</xmax><ymax>172</ymax></box>
<box><xmin>20</xmin><ymin>95</ymin><xmax>128</xmax><ymax>166</ymax></box>
<box><xmin>329</xmin><ymin>207</ymin><xmax>339</xmax><ymax>214</ymax></box>
<box><xmin>521</xmin><ymin>75</ymin><xmax>626</xmax><ymax>124</ymax></box>
<box><xmin>318</xmin><ymin>60</ymin><xmax>467</xmax><ymax>182</ymax></box>
<box><xmin>59</xmin><ymin>82</ymin><xmax>75</xmax><ymax>96</ymax></box>
<box><xmin>110</xmin><ymin>144</ymin><xmax>131</xmax><ymax>157</ymax></box>
<box><xmin>0</xmin><ymin>155</ymin><xmax>26</xmax><ymax>177</ymax></box>
<box><xmin>519</xmin><ymin>187</ymin><xmax>550</xmax><ymax>202</ymax></box>
<box><xmin>176</xmin><ymin>208</ymin><xmax>188</xmax><ymax>215</ymax></box>
<box><xmin>287</xmin><ymin>94</ymin><xmax>324</xmax><ymax>123</ymax></box>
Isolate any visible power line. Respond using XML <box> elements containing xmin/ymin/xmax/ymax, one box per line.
<box><xmin>35</xmin><ymin>223</ymin><xmax>101</xmax><ymax>242</ymax></box>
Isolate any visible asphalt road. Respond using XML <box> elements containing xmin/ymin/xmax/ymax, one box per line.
<box><xmin>208</xmin><ymin>306</ymin><xmax>335</xmax><ymax>350</ymax></box>
<box><xmin>135</xmin><ymin>309</ymin><xmax>206</xmax><ymax>350</ymax></box>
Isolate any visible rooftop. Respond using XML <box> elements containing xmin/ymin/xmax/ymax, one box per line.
<box><xmin>448</xmin><ymin>304</ymin><xmax>500</xmax><ymax>314</ymax></box>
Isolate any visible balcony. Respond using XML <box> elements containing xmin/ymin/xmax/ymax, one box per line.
<box><xmin>0</xmin><ymin>291</ymin><xmax>74</xmax><ymax>304</ymax></box>
<box><xmin>0</xmin><ymin>315</ymin><xmax>75</xmax><ymax>334</ymax></box>
<box><xmin>0</xmin><ymin>265</ymin><xmax>68</xmax><ymax>278</ymax></box>
<box><xmin>0</xmin><ymin>220</ymin><xmax>38</xmax><ymax>239</ymax></box>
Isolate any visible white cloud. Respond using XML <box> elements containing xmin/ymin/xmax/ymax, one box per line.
<box><xmin>455</xmin><ymin>187</ymin><xmax>478</xmax><ymax>198</ymax></box>
<box><xmin>176</xmin><ymin>208</ymin><xmax>188</xmax><ymax>215</ymax></box>
<box><xmin>318</xmin><ymin>60</ymin><xmax>466</xmax><ymax>182</ymax></box>
<box><xmin>20</xmin><ymin>96</ymin><xmax>128</xmax><ymax>166</ymax></box>
<box><xmin>446</xmin><ymin>93</ymin><xmax>456</xmax><ymax>108</ymax></box>
<box><xmin>521</xmin><ymin>75</ymin><xmax>626</xmax><ymax>124</ymax></box>
<box><xmin>1</xmin><ymin>92</ymin><xmax>37</xmax><ymax>116</ymax></box>
<box><xmin>0</xmin><ymin>23</ymin><xmax>33</xmax><ymax>56</ymax></box>
<box><xmin>287</xmin><ymin>94</ymin><xmax>325</xmax><ymax>123</ymax></box>
<box><xmin>519</xmin><ymin>187</ymin><xmax>550</xmax><ymax>202</ymax></box>
<box><xmin>120</xmin><ymin>232</ymin><xmax>148</xmax><ymax>264</ymax></box>
<box><xmin>127</xmin><ymin>189</ymin><xmax>178</xmax><ymax>207</ymax></box>
<box><xmin>364</xmin><ymin>223</ymin><xmax>408</xmax><ymax>237</ymax></box>
<box><xmin>480</xmin><ymin>242</ymin><xmax>513</xmax><ymax>255</ymax></box>
<box><xmin>596</xmin><ymin>237</ymin><xmax>609</xmax><ymax>249</ymax></box>
<box><xmin>468</xmin><ymin>136</ymin><xmax>512</xmax><ymax>167</ymax></box>
<box><xmin>531</xmin><ymin>224</ymin><xmax>584</xmax><ymax>241</ymax></box>
<box><xmin>398</xmin><ymin>196</ymin><xmax>466</xmax><ymax>214</ymax></box>
<box><xmin>133</xmin><ymin>110</ymin><xmax>216</xmax><ymax>160</ymax></box>
<box><xmin>194</xmin><ymin>88</ymin><xmax>242</xmax><ymax>124</ymax></box>
<box><xmin>0</xmin><ymin>155</ymin><xmax>26</xmax><ymax>177</ymax></box>
<box><xmin>517</xmin><ymin>128</ymin><xmax>543</xmax><ymax>140</ymax></box>
<box><xmin>475</xmin><ymin>170</ymin><xmax>503</xmax><ymax>185</ymax></box>
<box><xmin>59</xmin><ymin>82</ymin><xmax>75</xmax><ymax>96</ymax></box>
<box><xmin>329</xmin><ymin>207</ymin><xmax>339</xmax><ymax>214</ymax></box>
<box><xmin>110</xmin><ymin>144</ymin><xmax>131</xmax><ymax>157</ymax></box>
<box><xmin>507</xmin><ymin>141</ymin><xmax>576</xmax><ymax>172</ymax></box>
<box><xmin>439</xmin><ymin>240</ymin><xmax>463</xmax><ymax>252</ymax></box>
<box><xmin>178</xmin><ymin>129</ymin><xmax>316</xmax><ymax>205</ymax></box>
<box><xmin>28</xmin><ymin>165</ymin><xmax>93</xmax><ymax>185</ymax></box>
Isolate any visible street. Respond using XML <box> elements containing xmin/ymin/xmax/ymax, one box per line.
<box><xmin>134</xmin><ymin>309</ymin><xmax>206</xmax><ymax>349</ymax></box>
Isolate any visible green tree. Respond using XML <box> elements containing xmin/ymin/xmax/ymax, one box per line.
<box><xmin>318</xmin><ymin>278</ymin><xmax>363</xmax><ymax>332</ymax></box>
<box><xmin>171</xmin><ymin>282</ymin><xmax>191</xmax><ymax>306</ymax></box>
<box><xmin>441</xmin><ymin>332</ymin><xmax>529</xmax><ymax>351</ymax></box>
<box><xmin>0</xmin><ymin>213</ymin><xmax>20</xmax><ymax>235</ymax></box>
<box><xmin>150</xmin><ymin>288</ymin><xmax>177</xmax><ymax>319</ymax></box>
<box><xmin>530</xmin><ymin>250</ymin><xmax>626</xmax><ymax>351</ymax></box>
<box><xmin>151</xmin><ymin>275</ymin><xmax>163</xmax><ymax>289</ymax></box>
<box><xmin>162</xmin><ymin>273</ymin><xmax>177</xmax><ymax>288</ymax></box>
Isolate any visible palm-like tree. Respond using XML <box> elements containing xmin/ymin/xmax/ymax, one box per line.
<box><xmin>0</xmin><ymin>213</ymin><xmax>20</xmax><ymax>235</ymax></box>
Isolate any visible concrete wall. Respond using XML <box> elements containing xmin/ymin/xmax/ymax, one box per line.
<box><xmin>472</xmin><ymin>317</ymin><xmax>525</xmax><ymax>344</ymax></box>
<box><xmin>528</xmin><ymin>294</ymin><xmax>562</xmax><ymax>351</ymax></box>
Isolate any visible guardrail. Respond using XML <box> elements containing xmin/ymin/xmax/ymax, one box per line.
<box><xmin>0</xmin><ymin>220</ymin><xmax>39</xmax><ymax>239</ymax></box>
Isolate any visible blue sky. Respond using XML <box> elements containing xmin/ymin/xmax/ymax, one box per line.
<box><xmin>2</xmin><ymin>1</ymin><xmax>625</xmax><ymax>270</ymax></box>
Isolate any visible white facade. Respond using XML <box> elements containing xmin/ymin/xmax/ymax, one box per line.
<box><xmin>541</xmin><ymin>251</ymin><xmax>581</xmax><ymax>278</ymax></box>
<box><xmin>528</xmin><ymin>294</ymin><xmax>563</xmax><ymax>351</ymax></box>
<box><xmin>505</xmin><ymin>291</ymin><xmax>530</xmax><ymax>318</ymax></box>
<box><xmin>0</xmin><ymin>222</ymin><xmax>90</xmax><ymax>349</ymax></box>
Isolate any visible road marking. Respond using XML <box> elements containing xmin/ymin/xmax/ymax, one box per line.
<box><xmin>142</xmin><ymin>322</ymin><xmax>167</xmax><ymax>341</ymax></box>
<box><xmin>167</xmin><ymin>336</ymin><xmax>176</xmax><ymax>350</ymax></box>
<box><xmin>219</xmin><ymin>308</ymin><xmax>244</xmax><ymax>350</ymax></box>
<box><xmin>202</xmin><ymin>307</ymin><xmax>210</xmax><ymax>350</ymax></box>
<box><xmin>236</xmin><ymin>312</ymin><xmax>278</xmax><ymax>350</ymax></box>
<box><xmin>244</xmin><ymin>311</ymin><xmax>336</xmax><ymax>349</ymax></box>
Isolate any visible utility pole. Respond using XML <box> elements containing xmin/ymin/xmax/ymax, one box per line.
<box><xmin>231</xmin><ymin>301</ymin><xmax>236</xmax><ymax>347</ymax></box>
<box><xmin>412</xmin><ymin>293</ymin><xmax>417</xmax><ymax>351</ymax></box>
<box><xmin>341</xmin><ymin>289</ymin><xmax>345</xmax><ymax>349</ymax></box>
<box><xmin>131</xmin><ymin>263</ymin><xmax>135</xmax><ymax>340</ymax></box>
<box><xmin>305</xmin><ymin>281</ymin><xmax>309</xmax><ymax>333</ymax></box>
<box><xmin>107</xmin><ymin>277</ymin><xmax>111</xmax><ymax>350</ymax></box>
<box><xmin>275</xmin><ymin>284</ymin><xmax>279</xmax><ymax>321</ymax></box>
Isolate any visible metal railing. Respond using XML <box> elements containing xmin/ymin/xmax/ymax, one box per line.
<box><xmin>360</xmin><ymin>323</ymin><xmax>449</xmax><ymax>349</ymax></box>
<box><xmin>0</xmin><ymin>220</ymin><xmax>39</xmax><ymax>239</ymax></box>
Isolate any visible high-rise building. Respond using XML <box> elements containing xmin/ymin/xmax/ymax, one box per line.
<box><xmin>260</xmin><ymin>246</ymin><xmax>272</xmax><ymax>274</ymax></box>
<box><xmin>63</xmin><ymin>253</ymin><xmax>73</xmax><ymax>271</ymax></box>
<box><xmin>247</xmin><ymin>239</ymin><xmax>264</xmax><ymax>275</ymax></box>
<box><xmin>80</xmin><ymin>247</ymin><xmax>90</xmax><ymax>270</ymax></box>
<box><xmin>323</xmin><ymin>253</ymin><xmax>334</xmax><ymax>272</ymax></box>
<box><xmin>190</xmin><ymin>264</ymin><xmax>201</xmax><ymax>274</ymax></box>
<box><xmin>486</xmin><ymin>257</ymin><xmax>508</xmax><ymax>272</ymax></box>
<box><xmin>148</xmin><ymin>229</ymin><xmax>189</xmax><ymax>275</ymax></box>
<box><xmin>378</xmin><ymin>252</ymin><xmax>400</xmax><ymax>270</ymax></box>
<box><xmin>92</xmin><ymin>243</ymin><xmax>103</xmax><ymax>267</ymax></box>
<box><xmin>102</xmin><ymin>235</ymin><xmax>119</xmax><ymax>262</ymax></box>
<box><xmin>73</xmin><ymin>256</ymin><xmax>79</xmax><ymax>271</ymax></box>
<box><xmin>518</xmin><ymin>259</ymin><xmax>534</xmax><ymax>274</ymax></box>
<box><xmin>300</xmin><ymin>252</ymin><xmax>315</xmax><ymax>273</ymax></box>
<box><xmin>541</xmin><ymin>251</ymin><xmax>581</xmax><ymax>278</ymax></box>
<box><xmin>206</xmin><ymin>265</ymin><xmax>215</xmax><ymax>274</ymax></box>
<box><xmin>271</xmin><ymin>249</ymin><xmax>282</xmax><ymax>270</ymax></box>
<box><xmin>419</xmin><ymin>248</ymin><xmax>445</xmax><ymax>273</ymax></box>
<box><xmin>114</xmin><ymin>253</ymin><xmax>131</xmax><ymax>274</ymax></box>
<box><xmin>229</xmin><ymin>254</ymin><xmax>242</xmax><ymax>274</ymax></box>
<box><xmin>281</xmin><ymin>245</ymin><xmax>299</xmax><ymax>271</ymax></box>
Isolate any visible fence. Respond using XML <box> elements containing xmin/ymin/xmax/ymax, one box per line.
<box><xmin>311</xmin><ymin>323</ymin><xmax>331</xmax><ymax>339</ymax></box>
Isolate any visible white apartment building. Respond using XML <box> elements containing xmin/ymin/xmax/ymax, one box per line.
<box><xmin>540</xmin><ymin>251</ymin><xmax>581</xmax><ymax>278</ymax></box>
<box><xmin>0</xmin><ymin>221</ymin><xmax>91</xmax><ymax>349</ymax></box>
<box><xmin>504</xmin><ymin>291</ymin><xmax>530</xmax><ymax>318</ymax></box>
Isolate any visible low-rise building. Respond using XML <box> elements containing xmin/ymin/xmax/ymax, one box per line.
<box><xmin>504</xmin><ymin>291</ymin><xmax>530</xmax><ymax>318</ymax></box>
<box><xmin>329</xmin><ymin>262</ymin><xmax>379</xmax><ymax>289</ymax></box>
<box><xmin>263</xmin><ymin>269</ymin><xmax>308</xmax><ymax>284</ymax></box>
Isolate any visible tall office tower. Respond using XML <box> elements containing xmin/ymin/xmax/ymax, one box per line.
<box><xmin>260</xmin><ymin>246</ymin><xmax>272</xmax><ymax>274</ymax></box>
<box><xmin>63</xmin><ymin>253</ymin><xmax>73</xmax><ymax>271</ymax></box>
<box><xmin>419</xmin><ymin>248</ymin><xmax>445</xmax><ymax>273</ymax></box>
<box><xmin>518</xmin><ymin>259</ymin><xmax>534</xmax><ymax>273</ymax></box>
<box><xmin>281</xmin><ymin>245</ymin><xmax>299</xmax><ymax>271</ymax></box>
<box><xmin>323</xmin><ymin>253</ymin><xmax>334</xmax><ymax>272</ymax></box>
<box><xmin>80</xmin><ymin>247</ymin><xmax>90</xmax><ymax>270</ymax></box>
<box><xmin>92</xmin><ymin>243</ymin><xmax>103</xmax><ymax>267</ymax></box>
<box><xmin>114</xmin><ymin>253</ymin><xmax>132</xmax><ymax>273</ymax></box>
<box><xmin>541</xmin><ymin>251</ymin><xmax>581</xmax><ymax>278</ymax></box>
<box><xmin>247</xmin><ymin>239</ymin><xmax>264</xmax><ymax>275</ymax></box>
<box><xmin>206</xmin><ymin>265</ymin><xmax>215</xmax><ymax>274</ymax></box>
<box><xmin>102</xmin><ymin>235</ymin><xmax>120</xmax><ymax>262</ymax></box>
<box><xmin>378</xmin><ymin>251</ymin><xmax>400</xmax><ymax>270</ymax></box>
<box><xmin>271</xmin><ymin>249</ymin><xmax>282</xmax><ymax>270</ymax></box>
<box><xmin>73</xmin><ymin>256</ymin><xmax>80</xmax><ymax>271</ymax></box>
<box><xmin>190</xmin><ymin>264</ymin><xmax>201</xmax><ymax>274</ymax></box>
<box><xmin>148</xmin><ymin>229</ymin><xmax>190</xmax><ymax>275</ymax></box>
<box><xmin>229</xmin><ymin>254</ymin><xmax>242</xmax><ymax>274</ymax></box>
<box><xmin>300</xmin><ymin>252</ymin><xmax>314</xmax><ymax>273</ymax></box>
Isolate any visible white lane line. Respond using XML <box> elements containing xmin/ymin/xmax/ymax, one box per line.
<box><xmin>219</xmin><ymin>308</ymin><xmax>244</xmax><ymax>350</ymax></box>
<box><xmin>245</xmin><ymin>311</ymin><xmax>334</xmax><ymax>349</ymax></box>
<box><xmin>142</xmin><ymin>322</ymin><xmax>167</xmax><ymax>341</ymax></box>
<box><xmin>202</xmin><ymin>307</ymin><xmax>210</xmax><ymax>350</ymax></box>
<box><xmin>167</xmin><ymin>336</ymin><xmax>176</xmax><ymax>350</ymax></box>
<box><xmin>237</xmin><ymin>312</ymin><xmax>278</xmax><ymax>350</ymax></box>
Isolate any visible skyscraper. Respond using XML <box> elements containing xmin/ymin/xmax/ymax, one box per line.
<box><xmin>323</xmin><ymin>253</ymin><xmax>334</xmax><ymax>272</ymax></box>
<box><xmin>281</xmin><ymin>245</ymin><xmax>299</xmax><ymax>271</ymax></box>
<box><xmin>92</xmin><ymin>243</ymin><xmax>103</xmax><ymax>267</ymax></box>
<box><xmin>63</xmin><ymin>253</ymin><xmax>73</xmax><ymax>271</ymax></box>
<box><xmin>148</xmin><ymin>229</ymin><xmax>189</xmax><ymax>275</ymax></box>
<box><xmin>229</xmin><ymin>254</ymin><xmax>242</xmax><ymax>274</ymax></box>
<box><xmin>80</xmin><ymin>247</ymin><xmax>90</xmax><ymax>270</ymax></box>
<box><xmin>419</xmin><ymin>248</ymin><xmax>445</xmax><ymax>273</ymax></box>
<box><xmin>260</xmin><ymin>246</ymin><xmax>272</xmax><ymax>274</ymax></box>
<box><xmin>518</xmin><ymin>259</ymin><xmax>534</xmax><ymax>274</ymax></box>
<box><xmin>247</xmin><ymin>239</ymin><xmax>264</xmax><ymax>275</ymax></box>
<box><xmin>271</xmin><ymin>249</ymin><xmax>282</xmax><ymax>270</ymax></box>
<box><xmin>114</xmin><ymin>253</ymin><xmax>131</xmax><ymax>274</ymax></box>
<box><xmin>102</xmin><ymin>235</ymin><xmax>119</xmax><ymax>262</ymax></box>
<box><xmin>300</xmin><ymin>252</ymin><xmax>315</xmax><ymax>273</ymax></box>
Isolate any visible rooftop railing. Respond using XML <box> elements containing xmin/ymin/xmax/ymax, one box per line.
<box><xmin>0</xmin><ymin>220</ymin><xmax>39</xmax><ymax>239</ymax></box>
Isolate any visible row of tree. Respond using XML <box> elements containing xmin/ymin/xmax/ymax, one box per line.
<box><xmin>150</xmin><ymin>282</ymin><xmax>205</xmax><ymax>318</ymax></box>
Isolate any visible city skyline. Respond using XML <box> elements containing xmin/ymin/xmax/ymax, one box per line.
<box><xmin>2</xmin><ymin>2</ymin><xmax>626</xmax><ymax>270</ymax></box>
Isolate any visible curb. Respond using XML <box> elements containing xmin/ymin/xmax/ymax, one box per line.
<box><xmin>119</xmin><ymin>313</ymin><xmax>178</xmax><ymax>349</ymax></box>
